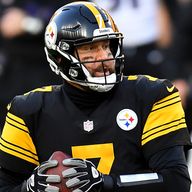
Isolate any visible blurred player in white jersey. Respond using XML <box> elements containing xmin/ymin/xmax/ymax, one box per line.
<box><xmin>92</xmin><ymin>0</ymin><xmax>172</xmax><ymax>78</ymax></box>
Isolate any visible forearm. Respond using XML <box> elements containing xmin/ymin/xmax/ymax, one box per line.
<box><xmin>0</xmin><ymin>167</ymin><xmax>25</xmax><ymax>192</ymax></box>
<box><xmin>0</xmin><ymin>184</ymin><xmax>23</xmax><ymax>192</ymax></box>
<box><xmin>102</xmin><ymin>146</ymin><xmax>191</xmax><ymax>192</ymax></box>
<box><xmin>103</xmin><ymin>172</ymin><xmax>164</xmax><ymax>192</ymax></box>
<box><xmin>103</xmin><ymin>168</ymin><xmax>190</xmax><ymax>192</ymax></box>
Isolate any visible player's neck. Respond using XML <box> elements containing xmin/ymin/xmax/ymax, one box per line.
<box><xmin>63</xmin><ymin>81</ymin><xmax>112</xmax><ymax>115</ymax></box>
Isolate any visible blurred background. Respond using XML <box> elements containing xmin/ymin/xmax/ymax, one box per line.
<box><xmin>0</xmin><ymin>0</ymin><xmax>192</xmax><ymax>190</ymax></box>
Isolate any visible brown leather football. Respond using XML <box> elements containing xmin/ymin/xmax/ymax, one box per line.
<box><xmin>46</xmin><ymin>151</ymin><xmax>71</xmax><ymax>192</ymax></box>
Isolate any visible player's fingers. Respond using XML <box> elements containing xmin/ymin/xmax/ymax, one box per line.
<box><xmin>39</xmin><ymin>160</ymin><xmax>58</xmax><ymax>173</ymax></box>
<box><xmin>63</xmin><ymin>158</ymin><xmax>86</xmax><ymax>167</ymax></box>
<box><xmin>39</xmin><ymin>182</ymin><xmax>60</xmax><ymax>191</ymax></box>
<box><xmin>62</xmin><ymin>167</ymin><xmax>86</xmax><ymax>178</ymax></box>
<box><xmin>46</xmin><ymin>174</ymin><xmax>61</xmax><ymax>183</ymax></box>
<box><xmin>45</xmin><ymin>185</ymin><xmax>60</xmax><ymax>192</ymax></box>
<box><xmin>65</xmin><ymin>176</ymin><xmax>88</xmax><ymax>188</ymax></box>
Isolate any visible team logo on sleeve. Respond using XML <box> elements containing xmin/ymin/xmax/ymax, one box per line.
<box><xmin>116</xmin><ymin>109</ymin><xmax>138</xmax><ymax>131</ymax></box>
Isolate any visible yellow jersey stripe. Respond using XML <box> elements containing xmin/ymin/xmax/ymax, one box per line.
<box><xmin>142</xmin><ymin>124</ymin><xmax>186</xmax><ymax>146</ymax></box>
<box><xmin>143</xmin><ymin>100</ymin><xmax>185</xmax><ymax>134</ymax></box>
<box><xmin>142</xmin><ymin>94</ymin><xmax>186</xmax><ymax>145</ymax></box>
<box><xmin>144</xmin><ymin>75</ymin><xmax>158</xmax><ymax>81</ymax></box>
<box><xmin>152</xmin><ymin>92</ymin><xmax>180</xmax><ymax>111</ymax></box>
<box><xmin>6</xmin><ymin>116</ymin><xmax>28</xmax><ymax>133</ymax></box>
<box><xmin>0</xmin><ymin>120</ymin><xmax>39</xmax><ymax>165</ymax></box>
<box><xmin>152</xmin><ymin>98</ymin><xmax>181</xmax><ymax>112</ymax></box>
<box><xmin>7</xmin><ymin>103</ymin><xmax>11</xmax><ymax>110</ymax></box>
<box><xmin>154</xmin><ymin>92</ymin><xmax>179</xmax><ymax>106</ymax></box>
<box><xmin>83</xmin><ymin>3</ymin><xmax>105</xmax><ymax>28</ymax></box>
<box><xmin>7</xmin><ymin>112</ymin><xmax>25</xmax><ymax>125</ymax></box>
<box><xmin>142</xmin><ymin>117</ymin><xmax>186</xmax><ymax>139</ymax></box>
<box><xmin>0</xmin><ymin>137</ymin><xmax>39</xmax><ymax>165</ymax></box>
<box><xmin>128</xmin><ymin>75</ymin><xmax>138</xmax><ymax>80</ymax></box>
<box><xmin>24</xmin><ymin>85</ymin><xmax>52</xmax><ymax>95</ymax></box>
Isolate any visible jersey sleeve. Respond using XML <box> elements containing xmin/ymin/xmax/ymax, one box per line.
<box><xmin>0</xmin><ymin>87</ymin><xmax>50</xmax><ymax>175</ymax></box>
<box><xmin>140</xmin><ymin>76</ymin><xmax>192</xmax><ymax>160</ymax></box>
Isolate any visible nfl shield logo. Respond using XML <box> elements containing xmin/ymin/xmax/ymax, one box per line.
<box><xmin>83</xmin><ymin>120</ymin><xmax>94</xmax><ymax>132</ymax></box>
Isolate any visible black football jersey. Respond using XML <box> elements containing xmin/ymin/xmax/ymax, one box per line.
<box><xmin>0</xmin><ymin>75</ymin><xmax>191</xmax><ymax>176</ymax></box>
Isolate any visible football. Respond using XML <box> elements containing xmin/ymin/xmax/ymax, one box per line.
<box><xmin>46</xmin><ymin>151</ymin><xmax>71</xmax><ymax>192</ymax></box>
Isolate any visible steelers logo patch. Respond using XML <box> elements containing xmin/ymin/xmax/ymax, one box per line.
<box><xmin>116</xmin><ymin>109</ymin><xmax>138</xmax><ymax>131</ymax></box>
<box><xmin>45</xmin><ymin>21</ymin><xmax>57</xmax><ymax>49</ymax></box>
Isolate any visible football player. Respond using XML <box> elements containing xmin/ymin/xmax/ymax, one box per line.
<box><xmin>0</xmin><ymin>1</ymin><xmax>191</xmax><ymax>192</ymax></box>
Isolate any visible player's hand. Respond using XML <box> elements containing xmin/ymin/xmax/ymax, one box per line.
<box><xmin>62</xmin><ymin>158</ymin><xmax>103</xmax><ymax>192</ymax></box>
<box><xmin>21</xmin><ymin>160</ymin><xmax>61</xmax><ymax>192</ymax></box>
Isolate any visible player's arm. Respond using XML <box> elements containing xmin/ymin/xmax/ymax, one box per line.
<box><xmin>0</xmin><ymin>167</ymin><xmax>26</xmax><ymax>192</ymax></box>
<box><xmin>62</xmin><ymin>146</ymin><xmax>191</xmax><ymax>192</ymax></box>
<box><xmin>107</xmin><ymin>146</ymin><xmax>190</xmax><ymax>192</ymax></box>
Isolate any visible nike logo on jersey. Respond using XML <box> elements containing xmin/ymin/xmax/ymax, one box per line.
<box><xmin>166</xmin><ymin>85</ymin><xmax>175</xmax><ymax>92</ymax></box>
